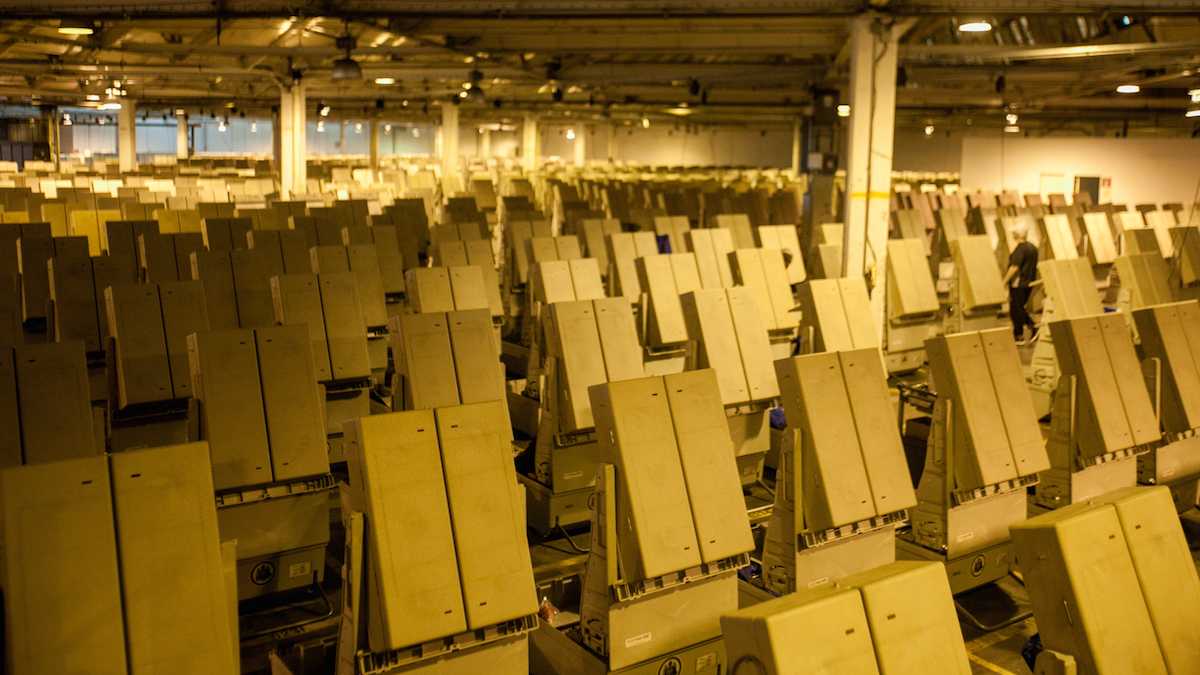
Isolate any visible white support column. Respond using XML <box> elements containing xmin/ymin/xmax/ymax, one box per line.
<box><xmin>117</xmin><ymin>100</ymin><xmax>137</xmax><ymax>173</ymax></box>
<box><xmin>480</xmin><ymin>129</ymin><xmax>492</xmax><ymax>159</ymax></box>
<box><xmin>843</xmin><ymin>14</ymin><xmax>899</xmax><ymax>334</ymax></box>
<box><xmin>522</xmin><ymin>114</ymin><xmax>538</xmax><ymax>171</ymax></box>
<box><xmin>176</xmin><ymin>113</ymin><xmax>189</xmax><ymax>160</ymax></box>
<box><xmin>368</xmin><ymin>119</ymin><xmax>380</xmax><ymax>175</ymax></box>
<box><xmin>791</xmin><ymin>117</ymin><xmax>802</xmax><ymax>174</ymax></box>
<box><xmin>573</xmin><ymin>125</ymin><xmax>588</xmax><ymax>167</ymax></box>
<box><xmin>440</xmin><ymin>104</ymin><xmax>460</xmax><ymax>180</ymax></box>
<box><xmin>278</xmin><ymin>80</ymin><xmax>307</xmax><ymax>198</ymax></box>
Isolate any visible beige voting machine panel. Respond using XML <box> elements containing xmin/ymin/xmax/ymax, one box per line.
<box><xmin>775</xmin><ymin>351</ymin><xmax>916</xmax><ymax>531</ymax></box>
<box><xmin>926</xmin><ymin>330</ymin><xmax>1049</xmax><ymax>489</ymax></box>
<box><xmin>1038</xmin><ymin>258</ymin><xmax>1103</xmax><ymax>318</ymax></box>
<box><xmin>885</xmin><ymin>238</ymin><xmax>939</xmax><ymax>319</ymax></box>
<box><xmin>950</xmin><ymin>235</ymin><xmax>1006</xmax><ymax>311</ymax></box>
<box><xmin>797</xmin><ymin>278</ymin><xmax>878</xmax><ymax>353</ymax></box>
<box><xmin>1114</xmin><ymin>253</ymin><xmax>1173</xmax><ymax>308</ymax></box>
<box><xmin>1133</xmin><ymin>301</ymin><xmax>1200</xmax><ymax>434</ymax></box>
<box><xmin>1</xmin><ymin>341</ymin><xmax>95</xmax><ymax>466</ymax></box>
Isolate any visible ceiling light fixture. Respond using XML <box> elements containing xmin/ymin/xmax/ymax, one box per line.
<box><xmin>374</xmin><ymin>77</ymin><xmax>395</xmax><ymax>85</ymax></box>
<box><xmin>218</xmin><ymin>120</ymin><xmax>227</xmax><ymax>132</ymax></box>
<box><xmin>641</xmin><ymin>116</ymin><xmax>650</xmax><ymax>129</ymax></box>
<box><xmin>1186</xmin><ymin>109</ymin><xmax>1200</xmax><ymax>118</ymax></box>
<box><xmin>565</xmin><ymin>128</ymin><xmax>576</xmax><ymax>140</ymax></box>
<box><xmin>924</xmin><ymin>125</ymin><xmax>935</xmax><ymax>136</ymax></box>
<box><xmin>958</xmin><ymin>20</ymin><xmax>993</xmax><ymax>33</ymax></box>
<box><xmin>86</xmin><ymin>94</ymin><xmax>101</xmax><ymax>102</ymax></box>
<box><xmin>317</xmin><ymin>120</ymin><xmax>326</xmax><ymax>132</ymax></box>
<box><xmin>1006</xmin><ymin>113</ymin><xmax>1019</xmax><ymax>124</ymax></box>
<box><xmin>250</xmin><ymin>121</ymin><xmax>258</xmax><ymax>133</ymax></box>
<box><xmin>331</xmin><ymin>31</ymin><xmax>362</xmax><ymax>81</ymax></box>
<box><xmin>58</xmin><ymin>19</ymin><xmax>95</xmax><ymax>36</ymax></box>
<box><xmin>1004</xmin><ymin>124</ymin><xmax>1020</xmax><ymax>133</ymax></box>
<box><xmin>98</xmin><ymin>102</ymin><xmax>121</xmax><ymax>111</ymax></box>
<box><xmin>355</xmin><ymin>122</ymin><xmax>363</xmax><ymax>133</ymax></box>
<box><xmin>837</xmin><ymin>104</ymin><xmax>851</xmax><ymax>117</ymax></box>
<box><xmin>384</xmin><ymin>123</ymin><xmax>392</xmax><ymax>134</ymax></box>
<box><xmin>174</xmin><ymin>108</ymin><xmax>185</xmax><ymax>116</ymax></box>
<box><xmin>412</xmin><ymin>127</ymin><xmax>420</xmax><ymax>138</ymax></box>
<box><xmin>1116</xmin><ymin>84</ymin><xmax>1141</xmax><ymax>94</ymax></box>
<box><xmin>318</xmin><ymin>102</ymin><xmax>331</xmax><ymax>117</ymax></box>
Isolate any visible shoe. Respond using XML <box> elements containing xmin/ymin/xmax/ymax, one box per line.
<box><xmin>1028</xmin><ymin>326</ymin><xmax>1041</xmax><ymax>343</ymax></box>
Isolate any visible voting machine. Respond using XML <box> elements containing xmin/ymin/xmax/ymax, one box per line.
<box><xmin>340</xmin><ymin>403</ymin><xmax>538</xmax><ymax>675</ymax></box>
<box><xmin>531</xmin><ymin>370</ymin><xmax>752</xmax><ymax>675</ymax></box>
<box><xmin>796</xmin><ymin>276</ymin><xmax>878</xmax><ymax>354</ymax></box>
<box><xmin>1</xmin><ymin>444</ymin><xmax>238</xmax><ymax>675</ymax></box>
<box><xmin>1035</xmin><ymin>312</ymin><xmax>1161</xmax><ymax>509</ymax></box>
<box><xmin>524</xmin><ymin>297</ymin><xmax>643</xmax><ymax>532</ymax></box>
<box><xmin>884</xmin><ymin>238</ymin><xmax>941</xmax><ymax>373</ymax></box>
<box><xmin>1026</xmin><ymin>258</ymin><xmax>1105</xmax><ymax>417</ymax></box>
<box><xmin>722</xmin><ymin>561</ymin><xmax>970</xmax><ymax>675</ymax></box>
<box><xmin>945</xmin><ymin>234</ymin><xmax>1007</xmax><ymax>333</ymax></box>
<box><xmin>309</xmin><ymin>243</ymin><xmax>391</xmax><ymax>382</ymax></box>
<box><xmin>190</xmin><ymin>325</ymin><xmax>334</xmax><ymax>601</ymax></box>
<box><xmin>682</xmin><ymin>286</ymin><xmax>780</xmax><ymax>486</ymax></box>
<box><xmin>1013</xmin><ymin>486</ymin><xmax>1200</xmax><ymax>675</ymax></box>
<box><xmin>898</xmin><ymin>329</ymin><xmax>1050</xmax><ymax>598</ymax></box>
<box><xmin>0</xmin><ymin>340</ymin><xmax>98</xmax><ymax>467</ymax></box>
<box><xmin>761</xmin><ymin>350</ymin><xmax>916</xmax><ymax>594</ymax></box>
<box><xmin>729</xmin><ymin>247</ymin><xmax>799</xmax><ymax>359</ymax></box>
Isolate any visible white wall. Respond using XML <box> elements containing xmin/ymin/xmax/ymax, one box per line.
<box><xmin>960</xmin><ymin>136</ymin><xmax>1200</xmax><ymax>206</ymax></box>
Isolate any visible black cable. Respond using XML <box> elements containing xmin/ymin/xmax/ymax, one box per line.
<box><xmin>556</xmin><ymin>523</ymin><xmax>590</xmax><ymax>553</ymax></box>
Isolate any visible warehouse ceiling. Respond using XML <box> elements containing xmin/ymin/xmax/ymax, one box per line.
<box><xmin>0</xmin><ymin>1</ymin><xmax>1197</xmax><ymax>135</ymax></box>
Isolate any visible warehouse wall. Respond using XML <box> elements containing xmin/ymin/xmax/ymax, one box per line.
<box><xmin>960</xmin><ymin>136</ymin><xmax>1200</xmax><ymax>206</ymax></box>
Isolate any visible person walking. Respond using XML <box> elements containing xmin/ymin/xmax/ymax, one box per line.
<box><xmin>1002</xmin><ymin>223</ymin><xmax>1040</xmax><ymax>344</ymax></box>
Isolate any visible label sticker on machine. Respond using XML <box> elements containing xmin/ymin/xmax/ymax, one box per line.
<box><xmin>563</xmin><ymin>470</ymin><xmax>584</xmax><ymax>480</ymax></box>
<box><xmin>807</xmin><ymin>577</ymin><xmax>829</xmax><ymax>588</ymax></box>
<box><xmin>956</xmin><ymin>531</ymin><xmax>976</xmax><ymax>543</ymax></box>
<box><xmin>625</xmin><ymin>632</ymin><xmax>653</xmax><ymax>648</ymax></box>
<box><xmin>288</xmin><ymin>561</ymin><xmax>312</xmax><ymax>579</ymax></box>
<box><xmin>695</xmin><ymin>652</ymin><xmax>717</xmax><ymax>671</ymax></box>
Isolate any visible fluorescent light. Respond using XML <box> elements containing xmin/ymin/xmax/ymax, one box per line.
<box><xmin>924</xmin><ymin>125</ymin><xmax>935</xmax><ymax>136</ymax></box>
<box><xmin>355</xmin><ymin>122</ymin><xmax>363</xmax><ymax>134</ymax></box>
<box><xmin>250</xmin><ymin>121</ymin><xmax>257</xmax><ymax>133</ymax></box>
<box><xmin>174</xmin><ymin>108</ymin><xmax>185</xmax><ymax>116</ymax></box>
<box><xmin>58</xmin><ymin>19</ymin><xmax>94</xmax><ymax>36</ymax></box>
<box><xmin>98</xmin><ymin>102</ymin><xmax>121</xmax><ymax>111</ymax></box>
<box><xmin>317</xmin><ymin>120</ymin><xmax>325</xmax><ymax>132</ymax></box>
<box><xmin>958</xmin><ymin>21</ymin><xmax>992</xmax><ymax>33</ymax></box>
<box><xmin>384</xmin><ymin>123</ymin><xmax>392</xmax><ymax>134</ymax></box>
<box><xmin>565</xmin><ymin>128</ymin><xmax>576</xmax><ymax>140</ymax></box>
<box><xmin>86</xmin><ymin>94</ymin><xmax>101</xmax><ymax>101</ymax></box>
<box><xmin>1186</xmin><ymin>109</ymin><xmax>1200</xmax><ymax>118</ymax></box>
<box><xmin>837</xmin><ymin>104</ymin><xmax>851</xmax><ymax>117</ymax></box>
<box><xmin>374</xmin><ymin>77</ymin><xmax>396</xmax><ymax>85</ymax></box>
<box><xmin>1116</xmin><ymin>84</ymin><xmax>1141</xmax><ymax>94</ymax></box>
<box><xmin>1005</xmin><ymin>113</ymin><xmax>1019</xmax><ymax>124</ymax></box>
<box><xmin>641</xmin><ymin>116</ymin><xmax>650</xmax><ymax>129</ymax></box>
<box><xmin>1004</xmin><ymin>125</ymin><xmax>1020</xmax><ymax>133</ymax></box>
<box><xmin>218</xmin><ymin>121</ymin><xmax>227</xmax><ymax>132</ymax></box>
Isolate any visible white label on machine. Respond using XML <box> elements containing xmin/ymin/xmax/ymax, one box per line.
<box><xmin>288</xmin><ymin>561</ymin><xmax>312</xmax><ymax>579</ymax></box>
<box><xmin>624</xmin><ymin>632</ymin><xmax>653</xmax><ymax>648</ymax></box>
<box><xmin>563</xmin><ymin>470</ymin><xmax>584</xmax><ymax>480</ymax></box>
<box><xmin>956</xmin><ymin>531</ymin><xmax>976</xmax><ymax>543</ymax></box>
<box><xmin>696</xmin><ymin>653</ymin><xmax>717</xmax><ymax>671</ymax></box>
<box><xmin>807</xmin><ymin>576</ymin><xmax>829</xmax><ymax>588</ymax></box>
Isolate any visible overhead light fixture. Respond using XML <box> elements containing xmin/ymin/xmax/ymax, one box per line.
<box><xmin>565</xmin><ymin>128</ymin><xmax>576</xmax><ymax>140</ymax></box>
<box><xmin>355</xmin><ymin>122</ymin><xmax>363</xmax><ymax>133</ymax></box>
<box><xmin>401</xmin><ymin>99</ymin><xmax>409</xmax><ymax>107</ymax></box>
<box><xmin>1116</xmin><ymin>84</ymin><xmax>1141</xmax><ymax>94</ymax></box>
<box><xmin>317</xmin><ymin>120</ymin><xmax>326</xmax><ymax>132</ymax></box>
<box><xmin>924</xmin><ymin>125</ymin><xmax>934</xmax><ymax>136</ymax></box>
<box><xmin>218</xmin><ymin>120</ymin><xmax>227</xmax><ymax>132</ymax></box>
<box><xmin>666</xmin><ymin>104</ymin><xmax>695</xmax><ymax>117</ymax></box>
<box><xmin>458</xmin><ymin>90</ymin><xmax>469</xmax><ymax>99</ymax></box>
<box><xmin>1004</xmin><ymin>124</ymin><xmax>1020</xmax><ymax>133</ymax></box>
<box><xmin>174</xmin><ymin>108</ymin><xmax>185</xmax><ymax>116</ymax></box>
<box><xmin>374</xmin><ymin>77</ymin><xmax>395</xmax><ymax>85</ymax></box>
<box><xmin>1186</xmin><ymin>109</ymin><xmax>1200</xmax><ymax>118</ymax></box>
<box><xmin>412</xmin><ymin>127</ymin><xmax>420</xmax><ymax>138</ymax></box>
<box><xmin>318</xmin><ymin>102</ymin><xmax>331</xmax><ymax>117</ymax></box>
<box><xmin>384</xmin><ymin>123</ymin><xmax>392</xmax><ymax>134</ymax></box>
<box><xmin>250</xmin><ymin>121</ymin><xmax>258</xmax><ymax>133</ymax></box>
<box><xmin>1006</xmin><ymin>113</ymin><xmax>1019</xmax><ymax>124</ymax></box>
<box><xmin>58</xmin><ymin>19</ymin><xmax>95</xmax><ymax>36</ymax></box>
<box><xmin>98</xmin><ymin>102</ymin><xmax>121</xmax><ymax>111</ymax></box>
<box><xmin>86</xmin><ymin>94</ymin><xmax>101</xmax><ymax>102</ymax></box>
<box><xmin>1189</xmin><ymin>88</ymin><xmax>1200</xmax><ymax>103</ymax></box>
<box><xmin>641</xmin><ymin>116</ymin><xmax>650</xmax><ymax>129</ymax></box>
<box><xmin>462</xmin><ymin>81</ymin><xmax>473</xmax><ymax>90</ymax></box>
<box><xmin>837</xmin><ymin>104</ymin><xmax>851</xmax><ymax>117</ymax></box>
<box><xmin>332</xmin><ymin>57</ymin><xmax>362</xmax><ymax>81</ymax></box>
<box><xmin>958</xmin><ymin>20</ymin><xmax>992</xmax><ymax>33</ymax></box>
<box><xmin>62</xmin><ymin>113</ymin><xmax>72</xmax><ymax>126</ymax></box>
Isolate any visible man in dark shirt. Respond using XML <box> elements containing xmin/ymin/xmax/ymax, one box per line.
<box><xmin>1003</xmin><ymin>223</ymin><xmax>1039</xmax><ymax>343</ymax></box>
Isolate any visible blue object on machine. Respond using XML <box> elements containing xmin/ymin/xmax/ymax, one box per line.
<box><xmin>769</xmin><ymin>407</ymin><xmax>786</xmax><ymax>430</ymax></box>
<box><xmin>656</xmin><ymin>234</ymin><xmax>671</xmax><ymax>253</ymax></box>
<box><xmin>1022</xmin><ymin>633</ymin><xmax>1042</xmax><ymax>671</ymax></box>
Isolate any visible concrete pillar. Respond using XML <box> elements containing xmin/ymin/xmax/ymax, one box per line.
<box><xmin>369</xmin><ymin>119</ymin><xmax>380</xmax><ymax>175</ymax></box>
<box><xmin>117</xmin><ymin>99</ymin><xmax>137</xmax><ymax>173</ymax></box>
<box><xmin>843</xmin><ymin>14</ymin><xmax>899</xmax><ymax>333</ymax></box>
<box><xmin>278</xmin><ymin>80</ymin><xmax>307</xmax><ymax>198</ymax></box>
<box><xmin>440</xmin><ymin>104</ymin><xmax>460</xmax><ymax>180</ymax></box>
<box><xmin>522</xmin><ymin>114</ymin><xmax>538</xmax><ymax>171</ymax></box>
<box><xmin>480</xmin><ymin>129</ymin><xmax>492</xmax><ymax>159</ymax></box>
<box><xmin>573</xmin><ymin>125</ymin><xmax>588</xmax><ymax>168</ymax></box>
<box><xmin>791</xmin><ymin>117</ymin><xmax>802</xmax><ymax>174</ymax></box>
<box><xmin>176</xmin><ymin>113</ymin><xmax>189</xmax><ymax>160</ymax></box>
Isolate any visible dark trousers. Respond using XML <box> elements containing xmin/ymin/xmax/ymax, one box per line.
<box><xmin>1009</xmin><ymin>285</ymin><xmax>1036</xmax><ymax>339</ymax></box>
